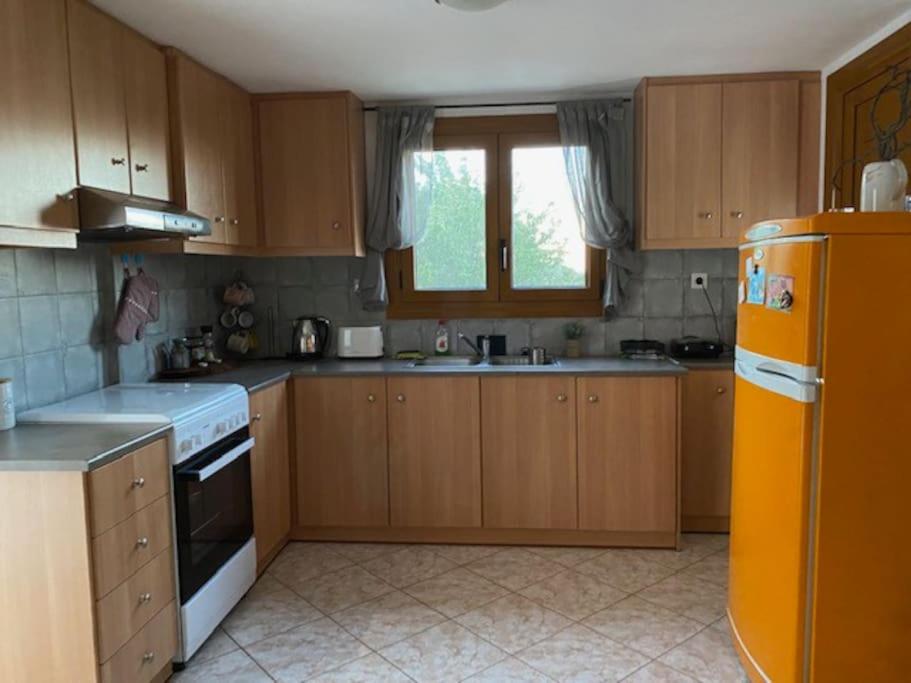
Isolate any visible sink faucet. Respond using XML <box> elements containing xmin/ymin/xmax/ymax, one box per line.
<box><xmin>457</xmin><ymin>333</ymin><xmax>491</xmax><ymax>362</ymax></box>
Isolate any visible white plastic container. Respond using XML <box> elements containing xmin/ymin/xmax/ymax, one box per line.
<box><xmin>860</xmin><ymin>159</ymin><xmax>908</xmax><ymax>212</ymax></box>
<box><xmin>0</xmin><ymin>378</ymin><xmax>15</xmax><ymax>431</ymax></box>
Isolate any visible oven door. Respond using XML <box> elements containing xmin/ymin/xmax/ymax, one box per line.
<box><xmin>173</xmin><ymin>428</ymin><xmax>254</xmax><ymax>604</ymax></box>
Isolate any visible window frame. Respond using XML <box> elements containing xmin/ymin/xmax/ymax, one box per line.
<box><xmin>386</xmin><ymin>114</ymin><xmax>605</xmax><ymax>319</ymax></box>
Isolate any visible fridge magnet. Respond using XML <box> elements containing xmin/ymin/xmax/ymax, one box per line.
<box><xmin>747</xmin><ymin>264</ymin><xmax>766</xmax><ymax>305</ymax></box>
<box><xmin>766</xmin><ymin>274</ymin><xmax>795</xmax><ymax>311</ymax></box>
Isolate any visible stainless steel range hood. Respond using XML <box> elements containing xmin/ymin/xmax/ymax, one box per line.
<box><xmin>75</xmin><ymin>187</ymin><xmax>211</xmax><ymax>241</ymax></box>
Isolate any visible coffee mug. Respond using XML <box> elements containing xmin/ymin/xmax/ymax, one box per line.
<box><xmin>226</xmin><ymin>331</ymin><xmax>250</xmax><ymax>354</ymax></box>
<box><xmin>238</xmin><ymin>310</ymin><xmax>254</xmax><ymax>329</ymax></box>
<box><xmin>220</xmin><ymin>307</ymin><xmax>239</xmax><ymax>328</ymax></box>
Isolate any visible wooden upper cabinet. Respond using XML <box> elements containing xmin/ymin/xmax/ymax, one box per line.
<box><xmin>387</xmin><ymin>376</ymin><xmax>482</xmax><ymax>528</ymax></box>
<box><xmin>0</xmin><ymin>0</ymin><xmax>79</xmax><ymax>240</ymax></box>
<box><xmin>481</xmin><ymin>377</ymin><xmax>577</xmax><ymax>530</ymax></box>
<box><xmin>67</xmin><ymin>0</ymin><xmax>131</xmax><ymax>194</ymax></box>
<box><xmin>722</xmin><ymin>80</ymin><xmax>799</xmax><ymax>238</ymax></box>
<box><xmin>222</xmin><ymin>82</ymin><xmax>258</xmax><ymax>246</ymax></box>
<box><xmin>122</xmin><ymin>28</ymin><xmax>171</xmax><ymax>200</ymax></box>
<box><xmin>256</xmin><ymin>93</ymin><xmax>366</xmax><ymax>255</ymax></box>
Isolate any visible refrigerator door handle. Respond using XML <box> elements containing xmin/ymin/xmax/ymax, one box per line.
<box><xmin>735</xmin><ymin>360</ymin><xmax>818</xmax><ymax>403</ymax></box>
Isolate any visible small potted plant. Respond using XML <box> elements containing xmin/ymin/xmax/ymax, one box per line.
<box><xmin>563</xmin><ymin>321</ymin><xmax>585</xmax><ymax>358</ymax></box>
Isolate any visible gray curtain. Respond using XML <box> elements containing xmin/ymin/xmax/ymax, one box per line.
<box><xmin>360</xmin><ymin>106</ymin><xmax>435</xmax><ymax>310</ymax></box>
<box><xmin>556</xmin><ymin>99</ymin><xmax>635</xmax><ymax>319</ymax></box>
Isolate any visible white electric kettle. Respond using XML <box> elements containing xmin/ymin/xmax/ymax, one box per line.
<box><xmin>860</xmin><ymin>159</ymin><xmax>908</xmax><ymax>212</ymax></box>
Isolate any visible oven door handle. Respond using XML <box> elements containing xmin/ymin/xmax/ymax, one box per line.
<box><xmin>181</xmin><ymin>437</ymin><xmax>255</xmax><ymax>482</ymax></box>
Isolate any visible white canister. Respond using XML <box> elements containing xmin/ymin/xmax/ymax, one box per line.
<box><xmin>860</xmin><ymin>159</ymin><xmax>909</xmax><ymax>212</ymax></box>
<box><xmin>0</xmin><ymin>378</ymin><xmax>15</xmax><ymax>431</ymax></box>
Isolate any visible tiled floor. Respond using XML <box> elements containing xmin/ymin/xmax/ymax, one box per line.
<box><xmin>172</xmin><ymin>535</ymin><xmax>746</xmax><ymax>682</ymax></box>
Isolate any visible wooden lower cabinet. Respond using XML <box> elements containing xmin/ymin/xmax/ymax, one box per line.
<box><xmin>249</xmin><ymin>381</ymin><xmax>292</xmax><ymax>571</ymax></box>
<box><xmin>294</xmin><ymin>377</ymin><xmax>389</xmax><ymax>527</ymax></box>
<box><xmin>681</xmin><ymin>368</ymin><xmax>734</xmax><ymax>532</ymax></box>
<box><xmin>387</xmin><ymin>376</ymin><xmax>482</xmax><ymax>528</ymax></box>
<box><xmin>577</xmin><ymin>377</ymin><xmax>678</xmax><ymax>533</ymax></box>
<box><xmin>481</xmin><ymin>376</ymin><xmax>577</xmax><ymax>529</ymax></box>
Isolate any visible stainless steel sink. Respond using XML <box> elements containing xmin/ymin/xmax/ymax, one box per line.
<box><xmin>409</xmin><ymin>356</ymin><xmax>482</xmax><ymax>367</ymax></box>
<box><xmin>488</xmin><ymin>355</ymin><xmax>560</xmax><ymax>367</ymax></box>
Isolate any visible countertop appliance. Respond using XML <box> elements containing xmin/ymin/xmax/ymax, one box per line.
<box><xmin>337</xmin><ymin>324</ymin><xmax>383</xmax><ymax>359</ymax></box>
<box><xmin>728</xmin><ymin>212</ymin><xmax>911</xmax><ymax>683</ymax></box>
<box><xmin>20</xmin><ymin>383</ymin><xmax>255</xmax><ymax>665</ymax></box>
<box><xmin>290</xmin><ymin>316</ymin><xmax>331</xmax><ymax>360</ymax></box>
<box><xmin>75</xmin><ymin>187</ymin><xmax>211</xmax><ymax>241</ymax></box>
<box><xmin>669</xmin><ymin>336</ymin><xmax>724</xmax><ymax>359</ymax></box>
<box><xmin>619</xmin><ymin>338</ymin><xmax>666</xmax><ymax>360</ymax></box>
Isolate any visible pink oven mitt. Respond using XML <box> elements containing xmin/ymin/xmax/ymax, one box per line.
<box><xmin>114</xmin><ymin>270</ymin><xmax>160</xmax><ymax>344</ymax></box>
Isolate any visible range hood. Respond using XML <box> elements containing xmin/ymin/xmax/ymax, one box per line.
<box><xmin>75</xmin><ymin>187</ymin><xmax>211</xmax><ymax>241</ymax></box>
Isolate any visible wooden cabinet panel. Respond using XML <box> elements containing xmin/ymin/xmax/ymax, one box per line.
<box><xmin>682</xmin><ymin>369</ymin><xmax>734</xmax><ymax>531</ymax></box>
<box><xmin>294</xmin><ymin>377</ymin><xmax>389</xmax><ymax>527</ymax></box>
<box><xmin>222</xmin><ymin>82</ymin><xmax>258</xmax><ymax>246</ymax></box>
<box><xmin>722</xmin><ymin>80</ymin><xmax>800</xmax><ymax>237</ymax></box>
<box><xmin>0</xmin><ymin>0</ymin><xmax>79</xmax><ymax>231</ymax></box>
<box><xmin>644</xmin><ymin>83</ymin><xmax>722</xmax><ymax>245</ymax></box>
<box><xmin>387</xmin><ymin>377</ymin><xmax>481</xmax><ymax>527</ymax></box>
<box><xmin>67</xmin><ymin>0</ymin><xmax>131</xmax><ymax>193</ymax></box>
<box><xmin>123</xmin><ymin>29</ymin><xmax>171</xmax><ymax>200</ymax></box>
<box><xmin>577</xmin><ymin>377</ymin><xmax>677</xmax><ymax>533</ymax></box>
<box><xmin>100</xmin><ymin>600</ymin><xmax>177</xmax><ymax>683</ymax></box>
<box><xmin>249</xmin><ymin>381</ymin><xmax>291</xmax><ymax>567</ymax></box>
<box><xmin>257</xmin><ymin>93</ymin><xmax>366</xmax><ymax>254</ymax></box>
<box><xmin>481</xmin><ymin>377</ymin><xmax>577</xmax><ymax>529</ymax></box>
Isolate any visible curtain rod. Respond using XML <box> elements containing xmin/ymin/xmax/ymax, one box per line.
<box><xmin>363</xmin><ymin>98</ymin><xmax>632</xmax><ymax>112</ymax></box>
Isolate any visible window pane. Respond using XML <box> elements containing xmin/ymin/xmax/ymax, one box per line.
<box><xmin>413</xmin><ymin>149</ymin><xmax>487</xmax><ymax>291</ymax></box>
<box><xmin>511</xmin><ymin>146</ymin><xmax>586</xmax><ymax>290</ymax></box>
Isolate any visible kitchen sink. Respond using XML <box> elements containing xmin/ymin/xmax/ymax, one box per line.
<box><xmin>409</xmin><ymin>356</ymin><xmax>482</xmax><ymax>367</ymax></box>
<box><xmin>488</xmin><ymin>355</ymin><xmax>560</xmax><ymax>366</ymax></box>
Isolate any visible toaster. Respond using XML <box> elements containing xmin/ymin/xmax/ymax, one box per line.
<box><xmin>337</xmin><ymin>325</ymin><xmax>384</xmax><ymax>359</ymax></box>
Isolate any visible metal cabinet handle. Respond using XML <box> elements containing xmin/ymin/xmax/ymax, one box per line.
<box><xmin>230</xmin><ymin>218</ymin><xmax>239</xmax><ymax>225</ymax></box>
<box><xmin>138</xmin><ymin>592</ymin><xmax>152</xmax><ymax>604</ymax></box>
<box><xmin>252</xmin><ymin>413</ymin><xmax>262</xmax><ymax>422</ymax></box>
<box><xmin>331</xmin><ymin>221</ymin><xmax>342</xmax><ymax>230</ymax></box>
<box><xmin>698</xmin><ymin>211</ymin><xmax>714</xmax><ymax>220</ymax></box>
<box><xmin>111</xmin><ymin>157</ymin><xmax>126</xmax><ymax>165</ymax></box>
<box><xmin>556</xmin><ymin>393</ymin><xmax>567</xmax><ymax>402</ymax></box>
<box><xmin>716</xmin><ymin>386</ymin><xmax>726</xmax><ymax>394</ymax></box>
<box><xmin>134</xmin><ymin>163</ymin><xmax>149</xmax><ymax>172</ymax></box>
<box><xmin>136</xmin><ymin>537</ymin><xmax>149</xmax><ymax>548</ymax></box>
<box><xmin>142</xmin><ymin>651</ymin><xmax>155</xmax><ymax>663</ymax></box>
<box><xmin>367</xmin><ymin>394</ymin><xmax>376</xmax><ymax>403</ymax></box>
<box><xmin>730</xmin><ymin>210</ymin><xmax>744</xmax><ymax>219</ymax></box>
<box><xmin>57</xmin><ymin>192</ymin><xmax>75</xmax><ymax>202</ymax></box>
<box><xmin>131</xmin><ymin>476</ymin><xmax>145</xmax><ymax>489</ymax></box>
<box><xmin>214</xmin><ymin>216</ymin><xmax>225</xmax><ymax>223</ymax></box>
<box><xmin>396</xmin><ymin>394</ymin><xmax>406</xmax><ymax>403</ymax></box>
<box><xmin>587</xmin><ymin>395</ymin><xmax>599</xmax><ymax>403</ymax></box>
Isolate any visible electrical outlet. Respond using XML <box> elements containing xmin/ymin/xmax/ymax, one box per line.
<box><xmin>691</xmin><ymin>273</ymin><xmax>709</xmax><ymax>289</ymax></box>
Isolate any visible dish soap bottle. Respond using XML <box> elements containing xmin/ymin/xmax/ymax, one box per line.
<box><xmin>434</xmin><ymin>320</ymin><xmax>450</xmax><ymax>356</ymax></box>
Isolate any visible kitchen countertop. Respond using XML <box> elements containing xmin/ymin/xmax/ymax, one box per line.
<box><xmin>673</xmin><ymin>355</ymin><xmax>735</xmax><ymax>370</ymax></box>
<box><xmin>0</xmin><ymin>422</ymin><xmax>171</xmax><ymax>472</ymax></box>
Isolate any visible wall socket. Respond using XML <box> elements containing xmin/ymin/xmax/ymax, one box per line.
<box><xmin>690</xmin><ymin>273</ymin><xmax>709</xmax><ymax>289</ymax></box>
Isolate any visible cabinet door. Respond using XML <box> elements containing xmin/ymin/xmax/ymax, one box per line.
<box><xmin>168</xmin><ymin>53</ymin><xmax>226</xmax><ymax>240</ymax></box>
<box><xmin>577</xmin><ymin>377</ymin><xmax>677</xmax><ymax>532</ymax></box>
<box><xmin>681</xmin><ymin>369</ymin><xmax>734</xmax><ymax>531</ymax></box>
<box><xmin>481</xmin><ymin>377</ymin><xmax>577</xmax><ymax>529</ymax></box>
<box><xmin>67</xmin><ymin>0</ymin><xmax>131</xmax><ymax>193</ymax></box>
<box><xmin>123</xmin><ymin>29</ymin><xmax>171</xmax><ymax>200</ymax></box>
<box><xmin>222</xmin><ymin>82</ymin><xmax>258</xmax><ymax>246</ymax></box>
<box><xmin>387</xmin><ymin>377</ymin><xmax>482</xmax><ymax>527</ymax></box>
<box><xmin>294</xmin><ymin>378</ymin><xmax>388</xmax><ymax>527</ymax></box>
<box><xmin>257</xmin><ymin>95</ymin><xmax>356</xmax><ymax>251</ymax></box>
<box><xmin>249</xmin><ymin>382</ymin><xmax>291</xmax><ymax>568</ymax></box>
<box><xmin>645</xmin><ymin>83</ymin><xmax>722</xmax><ymax>245</ymax></box>
<box><xmin>0</xmin><ymin>0</ymin><xmax>78</xmax><ymax>230</ymax></box>
<box><xmin>722</xmin><ymin>80</ymin><xmax>800</xmax><ymax>238</ymax></box>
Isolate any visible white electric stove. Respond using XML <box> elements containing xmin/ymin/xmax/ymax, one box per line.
<box><xmin>20</xmin><ymin>383</ymin><xmax>257</xmax><ymax>664</ymax></box>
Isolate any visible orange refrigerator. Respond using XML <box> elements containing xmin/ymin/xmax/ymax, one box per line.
<box><xmin>728</xmin><ymin>212</ymin><xmax>911</xmax><ymax>683</ymax></box>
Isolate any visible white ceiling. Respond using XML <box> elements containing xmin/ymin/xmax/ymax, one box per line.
<box><xmin>94</xmin><ymin>0</ymin><xmax>910</xmax><ymax>102</ymax></box>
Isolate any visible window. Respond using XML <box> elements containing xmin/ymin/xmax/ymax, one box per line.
<box><xmin>387</xmin><ymin>115</ymin><xmax>604</xmax><ymax>318</ymax></box>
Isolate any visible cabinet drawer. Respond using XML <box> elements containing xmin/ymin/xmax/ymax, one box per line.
<box><xmin>96</xmin><ymin>547</ymin><xmax>175</xmax><ymax>662</ymax></box>
<box><xmin>89</xmin><ymin>438</ymin><xmax>170</xmax><ymax>536</ymax></box>
<box><xmin>100</xmin><ymin>600</ymin><xmax>177</xmax><ymax>683</ymax></box>
<box><xmin>92</xmin><ymin>494</ymin><xmax>172</xmax><ymax>598</ymax></box>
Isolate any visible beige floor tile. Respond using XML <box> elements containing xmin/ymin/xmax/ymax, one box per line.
<box><xmin>426</xmin><ymin>543</ymin><xmax>505</xmax><ymax>565</ymax></box>
<box><xmin>455</xmin><ymin>594</ymin><xmax>572</xmax><ymax>654</ymax></box>
<box><xmin>293</xmin><ymin>564</ymin><xmax>395</xmax><ymax>614</ymax></box>
<box><xmin>333</xmin><ymin>590</ymin><xmax>446</xmax><ymax>649</ymax></box>
<box><xmin>308</xmin><ymin>653</ymin><xmax>412</xmax><ymax>682</ymax></box>
<box><xmin>405</xmin><ymin>567</ymin><xmax>509</xmax><ymax>617</ymax></box>
<box><xmin>625</xmin><ymin>537</ymin><xmax>723</xmax><ymax>571</ymax></box>
<box><xmin>711</xmin><ymin>616</ymin><xmax>730</xmax><ymax>633</ymax></box>
<box><xmin>637</xmin><ymin>574</ymin><xmax>727</xmax><ymax>625</ymax></box>
<box><xmin>185</xmin><ymin>627</ymin><xmax>238</xmax><ymax>665</ymax></box>
<box><xmin>659</xmin><ymin>627</ymin><xmax>747</xmax><ymax>683</ymax></box>
<box><xmin>465</xmin><ymin>656</ymin><xmax>554</xmax><ymax>682</ymax></box>
<box><xmin>245</xmin><ymin>616</ymin><xmax>370</xmax><ymax>682</ymax></box>
<box><xmin>519</xmin><ymin>569</ymin><xmax>627</xmax><ymax>621</ymax></box>
<box><xmin>517</xmin><ymin>623</ymin><xmax>650</xmax><ymax>682</ymax></box>
<box><xmin>623</xmin><ymin>661</ymin><xmax>699</xmax><ymax>682</ymax></box>
<box><xmin>679</xmin><ymin>551</ymin><xmax>729</xmax><ymax>587</ymax></box>
<box><xmin>222</xmin><ymin>585</ymin><xmax>322</xmax><ymax>646</ymax></box>
<box><xmin>172</xmin><ymin>649</ymin><xmax>271</xmax><ymax>682</ymax></box>
<box><xmin>576</xmin><ymin>550</ymin><xmax>677</xmax><ymax>593</ymax></box>
<box><xmin>526</xmin><ymin>545</ymin><xmax>609</xmax><ymax>567</ymax></box>
<box><xmin>247</xmin><ymin>572</ymin><xmax>289</xmax><ymax>596</ymax></box>
<box><xmin>268</xmin><ymin>543</ymin><xmax>353</xmax><ymax>586</ymax></box>
<box><xmin>362</xmin><ymin>546</ymin><xmax>458</xmax><ymax>588</ymax></box>
<box><xmin>582</xmin><ymin>595</ymin><xmax>704</xmax><ymax>658</ymax></box>
<box><xmin>330</xmin><ymin>542</ymin><xmax>412</xmax><ymax>563</ymax></box>
<box><xmin>466</xmin><ymin>548</ymin><xmax>564</xmax><ymax>591</ymax></box>
<box><xmin>381</xmin><ymin>620</ymin><xmax>507</xmax><ymax>682</ymax></box>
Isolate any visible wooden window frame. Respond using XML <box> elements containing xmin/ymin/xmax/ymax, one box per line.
<box><xmin>386</xmin><ymin>115</ymin><xmax>604</xmax><ymax>319</ymax></box>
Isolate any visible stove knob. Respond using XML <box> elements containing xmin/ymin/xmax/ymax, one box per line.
<box><xmin>216</xmin><ymin>421</ymin><xmax>227</xmax><ymax>435</ymax></box>
<box><xmin>193</xmin><ymin>435</ymin><xmax>202</xmax><ymax>447</ymax></box>
<box><xmin>180</xmin><ymin>439</ymin><xmax>192</xmax><ymax>454</ymax></box>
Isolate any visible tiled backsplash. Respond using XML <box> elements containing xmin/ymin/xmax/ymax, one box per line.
<box><xmin>1</xmin><ymin>246</ymin><xmax>737</xmax><ymax>413</ymax></box>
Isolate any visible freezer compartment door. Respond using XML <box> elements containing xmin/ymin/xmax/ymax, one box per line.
<box><xmin>729</xmin><ymin>371</ymin><xmax>816</xmax><ymax>682</ymax></box>
<box><xmin>736</xmin><ymin>236</ymin><xmax>824</xmax><ymax>368</ymax></box>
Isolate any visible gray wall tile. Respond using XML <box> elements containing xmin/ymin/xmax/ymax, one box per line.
<box><xmin>15</xmin><ymin>249</ymin><xmax>56</xmax><ymax>295</ymax></box>
<box><xmin>0</xmin><ymin>298</ymin><xmax>22</xmax><ymax>359</ymax></box>
<box><xmin>644</xmin><ymin>318</ymin><xmax>684</xmax><ymax>347</ymax></box>
<box><xmin>277</xmin><ymin>258</ymin><xmax>312</xmax><ymax>286</ymax></box>
<box><xmin>641</xmin><ymin>251</ymin><xmax>682</xmax><ymax>279</ymax></box>
<box><xmin>24</xmin><ymin>351</ymin><xmax>65</xmax><ymax>408</ymax></box>
<box><xmin>0</xmin><ymin>251</ymin><xmax>16</xmax><ymax>298</ymax></box>
<box><xmin>278</xmin><ymin>286</ymin><xmax>316</xmax><ymax>320</ymax></box>
<box><xmin>644</xmin><ymin>279</ymin><xmax>684</xmax><ymax>318</ymax></box>
<box><xmin>0</xmin><ymin>358</ymin><xmax>26</xmax><ymax>411</ymax></box>
<box><xmin>683</xmin><ymin>250</ymin><xmax>725</xmax><ymax>277</ymax></box>
<box><xmin>55</xmin><ymin>249</ymin><xmax>97</xmax><ymax>293</ymax></box>
<box><xmin>58</xmin><ymin>293</ymin><xmax>101</xmax><ymax>346</ymax></box>
<box><xmin>605</xmin><ymin>318</ymin><xmax>644</xmax><ymax>354</ymax></box>
<box><xmin>684</xmin><ymin>280</ymin><xmax>722</xmax><ymax>317</ymax></box>
<box><xmin>19</xmin><ymin>295</ymin><xmax>61</xmax><ymax>354</ymax></box>
<box><xmin>63</xmin><ymin>345</ymin><xmax>102</xmax><ymax>397</ymax></box>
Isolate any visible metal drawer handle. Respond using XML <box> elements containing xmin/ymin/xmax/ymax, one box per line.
<box><xmin>214</xmin><ymin>216</ymin><xmax>225</xmax><ymax>223</ymax></box>
<box><xmin>396</xmin><ymin>394</ymin><xmax>406</xmax><ymax>403</ymax></box>
<box><xmin>252</xmin><ymin>413</ymin><xmax>262</xmax><ymax>422</ymax></box>
<box><xmin>231</xmin><ymin>218</ymin><xmax>239</xmax><ymax>225</ymax></box>
<box><xmin>587</xmin><ymin>395</ymin><xmax>599</xmax><ymax>403</ymax></box>
<box><xmin>556</xmin><ymin>393</ymin><xmax>567</xmax><ymax>402</ymax></box>
<box><xmin>132</xmin><ymin>476</ymin><xmax>145</xmax><ymax>489</ymax></box>
<box><xmin>136</xmin><ymin>537</ymin><xmax>149</xmax><ymax>549</ymax></box>
<box><xmin>142</xmin><ymin>651</ymin><xmax>155</xmax><ymax>663</ymax></box>
<box><xmin>730</xmin><ymin>210</ymin><xmax>744</xmax><ymax>219</ymax></box>
<box><xmin>134</xmin><ymin>163</ymin><xmax>149</xmax><ymax>172</ymax></box>
<box><xmin>57</xmin><ymin>192</ymin><xmax>75</xmax><ymax>202</ymax></box>
<box><xmin>139</xmin><ymin>592</ymin><xmax>152</xmax><ymax>604</ymax></box>
<box><xmin>331</xmin><ymin>220</ymin><xmax>342</xmax><ymax>230</ymax></box>
<box><xmin>698</xmin><ymin>211</ymin><xmax>714</xmax><ymax>220</ymax></box>
<box><xmin>367</xmin><ymin>394</ymin><xmax>376</xmax><ymax>403</ymax></box>
<box><xmin>716</xmin><ymin>386</ymin><xmax>726</xmax><ymax>394</ymax></box>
